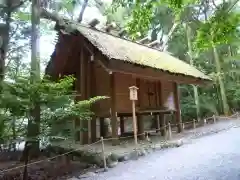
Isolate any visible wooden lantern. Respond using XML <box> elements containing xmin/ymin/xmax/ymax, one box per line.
<box><xmin>129</xmin><ymin>86</ymin><xmax>138</xmax><ymax>101</ymax></box>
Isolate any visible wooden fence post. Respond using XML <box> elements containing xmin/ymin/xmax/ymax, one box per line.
<box><xmin>182</xmin><ymin>123</ymin><xmax>185</xmax><ymax>130</ymax></box>
<box><xmin>101</xmin><ymin>137</ymin><xmax>107</xmax><ymax>171</ymax></box>
<box><xmin>145</xmin><ymin>131</ymin><xmax>150</xmax><ymax>142</ymax></box>
<box><xmin>168</xmin><ymin>122</ymin><xmax>172</xmax><ymax>140</ymax></box>
<box><xmin>213</xmin><ymin>115</ymin><xmax>216</xmax><ymax>123</ymax></box>
<box><xmin>193</xmin><ymin>119</ymin><xmax>196</xmax><ymax>129</ymax></box>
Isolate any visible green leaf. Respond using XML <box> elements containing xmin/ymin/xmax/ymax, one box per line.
<box><xmin>13</xmin><ymin>11</ymin><xmax>31</xmax><ymax>21</ymax></box>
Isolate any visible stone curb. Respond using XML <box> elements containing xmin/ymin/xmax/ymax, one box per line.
<box><xmin>80</xmin><ymin>124</ymin><xmax>240</xmax><ymax>170</ymax></box>
<box><xmin>72</xmin><ymin>122</ymin><xmax>240</xmax><ymax>179</ymax></box>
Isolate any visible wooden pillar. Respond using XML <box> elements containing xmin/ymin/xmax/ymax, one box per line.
<box><xmin>137</xmin><ymin>114</ymin><xmax>144</xmax><ymax>140</ymax></box>
<box><xmin>90</xmin><ymin>57</ymin><xmax>97</xmax><ymax>142</ymax></box>
<box><xmin>91</xmin><ymin>116</ymin><xmax>97</xmax><ymax>142</ymax></box>
<box><xmin>80</xmin><ymin>47</ymin><xmax>88</xmax><ymax>144</ymax></box>
<box><xmin>120</xmin><ymin>116</ymin><xmax>125</xmax><ymax>136</ymax></box>
<box><xmin>157</xmin><ymin>81</ymin><xmax>166</xmax><ymax>136</ymax></box>
<box><xmin>110</xmin><ymin>72</ymin><xmax>119</xmax><ymax>145</ymax></box>
<box><xmin>86</xmin><ymin>53</ymin><xmax>92</xmax><ymax>144</ymax></box>
<box><xmin>159</xmin><ymin>114</ymin><xmax>166</xmax><ymax>136</ymax></box>
<box><xmin>155</xmin><ymin>81</ymin><xmax>160</xmax><ymax>133</ymax></box>
<box><xmin>74</xmin><ymin>45</ymin><xmax>81</xmax><ymax>142</ymax></box>
<box><xmin>155</xmin><ymin>114</ymin><xmax>160</xmax><ymax>133</ymax></box>
<box><xmin>74</xmin><ymin>119</ymin><xmax>80</xmax><ymax>141</ymax></box>
<box><xmin>74</xmin><ymin>77</ymin><xmax>81</xmax><ymax>142</ymax></box>
<box><xmin>136</xmin><ymin>78</ymin><xmax>141</xmax><ymax>108</ymax></box>
<box><xmin>99</xmin><ymin>117</ymin><xmax>105</xmax><ymax>137</ymax></box>
<box><xmin>135</xmin><ymin>78</ymin><xmax>144</xmax><ymax>139</ymax></box>
<box><xmin>173</xmin><ymin>82</ymin><xmax>182</xmax><ymax>133</ymax></box>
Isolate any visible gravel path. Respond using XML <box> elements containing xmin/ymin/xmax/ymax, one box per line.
<box><xmin>80</xmin><ymin>125</ymin><xmax>240</xmax><ymax>180</ymax></box>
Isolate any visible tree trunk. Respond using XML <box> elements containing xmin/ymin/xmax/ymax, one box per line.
<box><xmin>185</xmin><ymin>23</ymin><xmax>200</xmax><ymax>121</ymax></box>
<box><xmin>22</xmin><ymin>142</ymin><xmax>30</xmax><ymax>180</ymax></box>
<box><xmin>22</xmin><ymin>0</ymin><xmax>41</xmax><ymax>161</ymax></box>
<box><xmin>29</xmin><ymin>0</ymin><xmax>41</xmax><ymax>157</ymax></box>
<box><xmin>161</xmin><ymin>22</ymin><xmax>179</xmax><ymax>51</ymax></box>
<box><xmin>12</xmin><ymin>117</ymin><xmax>16</xmax><ymax>151</ymax></box>
<box><xmin>0</xmin><ymin>3</ymin><xmax>11</xmax><ymax>85</ymax></box>
<box><xmin>212</xmin><ymin>45</ymin><xmax>230</xmax><ymax>116</ymax></box>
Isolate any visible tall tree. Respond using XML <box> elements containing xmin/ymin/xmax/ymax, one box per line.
<box><xmin>0</xmin><ymin>1</ymin><xmax>13</xmax><ymax>84</ymax></box>
<box><xmin>23</xmin><ymin>0</ymin><xmax>41</xmax><ymax>159</ymax></box>
<box><xmin>0</xmin><ymin>0</ymin><xmax>26</xmax><ymax>83</ymax></box>
<box><xmin>78</xmin><ymin>0</ymin><xmax>89</xmax><ymax>22</ymax></box>
<box><xmin>184</xmin><ymin>23</ymin><xmax>200</xmax><ymax>120</ymax></box>
<box><xmin>194</xmin><ymin>2</ymin><xmax>240</xmax><ymax>115</ymax></box>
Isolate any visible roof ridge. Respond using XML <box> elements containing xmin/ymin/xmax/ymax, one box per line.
<box><xmin>75</xmin><ymin>22</ymin><xmax>171</xmax><ymax>55</ymax></box>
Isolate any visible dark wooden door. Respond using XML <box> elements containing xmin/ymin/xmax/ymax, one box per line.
<box><xmin>146</xmin><ymin>81</ymin><xmax>157</xmax><ymax>108</ymax></box>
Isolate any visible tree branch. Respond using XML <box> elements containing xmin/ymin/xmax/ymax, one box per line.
<box><xmin>227</xmin><ymin>0</ymin><xmax>240</xmax><ymax>12</ymax></box>
<box><xmin>40</xmin><ymin>8</ymin><xmax>61</xmax><ymax>22</ymax></box>
<box><xmin>0</xmin><ymin>0</ymin><xmax>27</xmax><ymax>11</ymax></box>
<box><xmin>77</xmin><ymin>0</ymin><xmax>88</xmax><ymax>23</ymax></box>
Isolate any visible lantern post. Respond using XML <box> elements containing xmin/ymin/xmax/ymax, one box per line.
<box><xmin>129</xmin><ymin>86</ymin><xmax>139</xmax><ymax>146</ymax></box>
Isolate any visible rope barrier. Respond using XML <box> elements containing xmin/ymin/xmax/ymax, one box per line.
<box><xmin>1</xmin><ymin>112</ymin><xmax>239</xmax><ymax>173</ymax></box>
<box><xmin>103</xmin><ymin>124</ymin><xmax>170</xmax><ymax>141</ymax></box>
<box><xmin>215</xmin><ymin>112</ymin><xmax>239</xmax><ymax>119</ymax></box>
<box><xmin>0</xmin><ymin>139</ymin><xmax>101</xmax><ymax>174</ymax></box>
<box><xmin>205</xmin><ymin>116</ymin><xmax>214</xmax><ymax>120</ymax></box>
<box><xmin>103</xmin><ymin>132</ymin><xmax>146</xmax><ymax>141</ymax></box>
<box><xmin>146</xmin><ymin>125</ymin><xmax>169</xmax><ymax>134</ymax></box>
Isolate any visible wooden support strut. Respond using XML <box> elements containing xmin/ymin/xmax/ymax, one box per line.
<box><xmin>120</xmin><ymin>116</ymin><xmax>125</xmax><ymax>135</ymax></box>
<box><xmin>77</xmin><ymin>46</ymin><xmax>86</xmax><ymax>144</ymax></box>
<box><xmin>90</xmin><ymin>54</ymin><xmax>97</xmax><ymax>143</ymax></box>
<box><xmin>136</xmin><ymin>78</ymin><xmax>144</xmax><ymax>140</ymax></box>
<box><xmin>80</xmin><ymin>39</ymin><xmax>97</xmax><ymax>143</ymax></box>
<box><xmin>99</xmin><ymin>117</ymin><xmax>105</xmax><ymax>137</ymax></box>
<box><xmin>110</xmin><ymin>72</ymin><xmax>119</xmax><ymax>145</ymax></box>
<box><xmin>86</xmin><ymin>51</ymin><xmax>91</xmax><ymax>144</ymax></box>
<box><xmin>158</xmin><ymin>81</ymin><xmax>166</xmax><ymax>136</ymax></box>
<box><xmin>155</xmin><ymin>81</ymin><xmax>161</xmax><ymax>133</ymax></box>
<box><xmin>80</xmin><ymin>46</ymin><xmax>89</xmax><ymax>144</ymax></box>
<box><xmin>173</xmin><ymin>82</ymin><xmax>182</xmax><ymax>133</ymax></box>
<box><xmin>155</xmin><ymin>114</ymin><xmax>160</xmax><ymax>133</ymax></box>
<box><xmin>137</xmin><ymin>114</ymin><xmax>144</xmax><ymax>140</ymax></box>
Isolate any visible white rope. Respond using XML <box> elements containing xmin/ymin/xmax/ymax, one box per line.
<box><xmin>0</xmin><ymin>139</ymin><xmax>101</xmax><ymax>173</ymax></box>
<box><xmin>2</xmin><ymin>112</ymin><xmax>239</xmax><ymax>173</ymax></box>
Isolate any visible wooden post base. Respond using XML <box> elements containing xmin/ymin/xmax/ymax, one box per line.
<box><xmin>137</xmin><ymin>115</ymin><xmax>145</xmax><ymax>140</ymax></box>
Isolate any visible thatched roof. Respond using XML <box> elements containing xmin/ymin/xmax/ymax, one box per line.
<box><xmin>49</xmin><ymin>15</ymin><xmax>211</xmax><ymax>82</ymax></box>
<box><xmin>74</xmin><ymin>25</ymin><xmax>211</xmax><ymax>81</ymax></box>
<box><xmin>40</xmin><ymin>8</ymin><xmax>211</xmax><ymax>82</ymax></box>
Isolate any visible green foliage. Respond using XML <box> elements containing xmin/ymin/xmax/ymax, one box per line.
<box><xmin>111</xmin><ymin>0</ymin><xmax>199</xmax><ymax>39</ymax></box>
<box><xmin>0</xmin><ymin>75</ymin><xmax>107</xmax><ymax>143</ymax></box>
<box><xmin>62</xmin><ymin>0</ymin><xmax>75</xmax><ymax>12</ymax></box>
<box><xmin>2</xmin><ymin>0</ymin><xmax>240</xmax><ymax>148</ymax></box>
<box><xmin>194</xmin><ymin>3</ymin><xmax>240</xmax><ymax>51</ymax></box>
<box><xmin>13</xmin><ymin>11</ymin><xmax>31</xmax><ymax>21</ymax></box>
<box><xmin>126</xmin><ymin>1</ymin><xmax>154</xmax><ymax>39</ymax></box>
<box><xmin>105</xmin><ymin>0</ymin><xmax>240</xmax><ymax>119</ymax></box>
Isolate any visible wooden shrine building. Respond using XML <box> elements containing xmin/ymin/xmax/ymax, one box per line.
<box><xmin>46</xmin><ymin>19</ymin><xmax>211</xmax><ymax>145</ymax></box>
